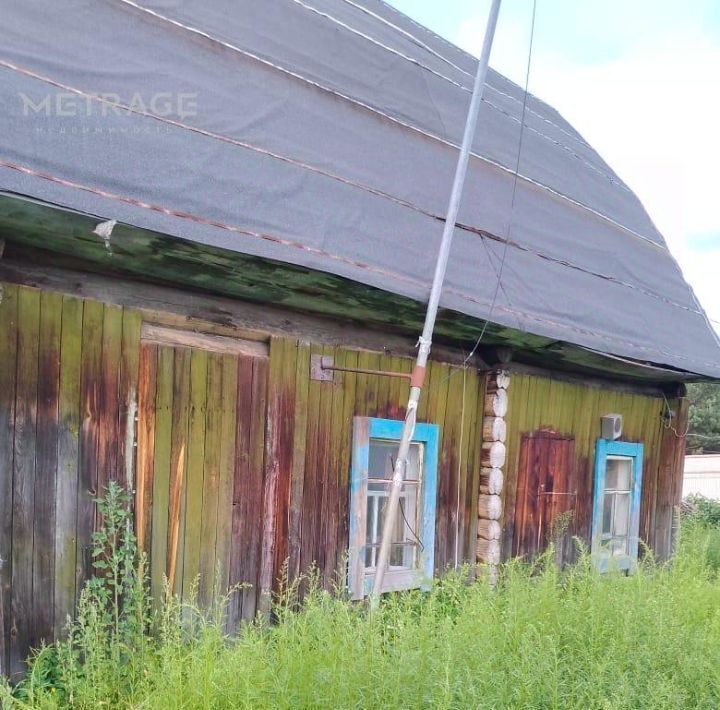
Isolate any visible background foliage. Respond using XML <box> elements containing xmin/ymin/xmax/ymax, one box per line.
<box><xmin>687</xmin><ymin>382</ymin><xmax>720</xmax><ymax>453</ymax></box>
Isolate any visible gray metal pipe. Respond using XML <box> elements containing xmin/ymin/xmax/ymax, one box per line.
<box><xmin>370</xmin><ymin>0</ymin><xmax>503</xmax><ymax>605</ymax></box>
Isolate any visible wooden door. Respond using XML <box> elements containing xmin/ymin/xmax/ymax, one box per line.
<box><xmin>135</xmin><ymin>325</ymin><xmax>268</xmax><ymax>627</ymax></box>
<box><xmin>513</xmin><ymin>431</ymin><xmax>576</xmax><ymax>562</ymax></box>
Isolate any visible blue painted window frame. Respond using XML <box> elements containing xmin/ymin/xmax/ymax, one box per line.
<box><xmin>348</xmin><ymin>417</ymin><xmax>440</xmax><ymax>600</ymax></box>
<box><xmin>591</xmin><ymin>439</ymin><xmax>644</xmax><ymax>573</ymax></box>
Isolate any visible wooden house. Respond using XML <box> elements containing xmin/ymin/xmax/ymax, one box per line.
<box><xmin>1</xmin><ymin>0</ymin><xmax>719</xmax><ymax>678</ymax></box>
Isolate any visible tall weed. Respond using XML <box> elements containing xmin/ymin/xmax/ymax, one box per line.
<box><xmin>2</xmin><ymin>490</ymin><xmax>720</xmax><ymax>709</ymax></box>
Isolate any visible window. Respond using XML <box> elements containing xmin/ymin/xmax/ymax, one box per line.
<box><xmin>348</xmin><ymin>417</ymin><xmax>439</xmax><ymax>600</ymax></box>
<box><xmin>591</xmin><ymin>440</ymin><xmax>644</xmax><ymax>572</ymax></box>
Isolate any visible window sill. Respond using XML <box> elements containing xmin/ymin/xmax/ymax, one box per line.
<box><xmin>362</xmin><ymin>568</ymin><xmax>430</xmax><ymax>596</ymax></box>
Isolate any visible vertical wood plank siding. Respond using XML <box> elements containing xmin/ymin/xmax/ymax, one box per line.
<box><xmin>262</xmin><ymin>342</ymin><xmax>485</xmax><ymax>595</ymax></box>
<box><xmin>502</xmin><ymin>372</ymin><xmax>686</xmax><ymax>562</ymax></box>
<box><xmin>0</xmin><ymin>285</ymin><xmax>146</xmax><ymax>679</ymax></box>
<box><xmin>0</xmin><ymin>278</ymin><xmax>688</xmax><ymax>676</ymax></box>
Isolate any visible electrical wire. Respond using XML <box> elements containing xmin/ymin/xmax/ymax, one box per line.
<box><xmin>459</xmin><ymin>0</ymin><xmax>538</xmax><ymax>369</ymax></box>
<box><xmin>427</xmin><ymin>0</ymin><xmax>538</xmax><ymax>393</ymax></box>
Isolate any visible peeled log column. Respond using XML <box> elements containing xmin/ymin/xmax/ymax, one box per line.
<box><xmin>496</xmin><ymin>370</ymin><xmax>510</xmax><ymax>389</ymax></box>
<box><xmin>485</xmin><ymin>371</ymin><xmax>510</xmax><ymax>394</ymax></box>
<box><xmin>477</xmin><ymin>518</ymin><xmax>501</xmax><ymax>541</ymax></box>
<box><xmin>479</xmin><ymin>467</ymin><xmax>503</xmax><ymax>495</ymax></box>
<box><xmin>481</xmin><ymin>440</ymin><xmax>506</xmax><ymax>469</ymax></box>
<box><xmin>484</xmin><ymin>389</ymin><xmax>508</xmax><ymax>418</ymax></box>
<box><xmin>477</xmin><ymin>537</ymin><xmax>501</xmax><ymax>565</ymax></box>
<box><xmin>482</xmin><ymin>416</ymin><xmax>506</xmax><ymax>443</ymax></box>
<box><xmin>478</xmin><ymin>493</ymin><xmax>502</xmax><ymax>520</ymax></box>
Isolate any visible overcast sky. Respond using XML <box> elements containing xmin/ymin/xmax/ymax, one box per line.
<box><xmin>386</xmin><ymin>0</ymin><xmax>720</xmax><ymax>332</ymax></box>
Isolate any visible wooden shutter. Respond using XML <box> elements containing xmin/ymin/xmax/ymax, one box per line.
<box><xmin>513</xmin><ymin>431</ymin><xmax>576</xmax><ymax>562</ymax></box>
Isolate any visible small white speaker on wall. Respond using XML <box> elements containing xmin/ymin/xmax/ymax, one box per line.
<box><xmin>601</xmin><ymin>414</ymin><xmax>623</xmax><ymax>440</ymax></box>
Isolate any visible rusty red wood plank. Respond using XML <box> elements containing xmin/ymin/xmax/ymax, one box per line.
<box><xmin>136</xmin><ymin>344</ymin><xmax>157</xmax><ymax>556</ymax></box>
<box><xmin>117</xmin><ymin>310</ymin><xmax>142</xmax><ymax>494</ymax></box>
<box><xmin>167</xmin><ymin>348</ymin><xmax>190</xmax><ymax>598</ymax></box>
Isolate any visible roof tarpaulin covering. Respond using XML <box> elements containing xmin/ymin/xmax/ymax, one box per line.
<box><xmin>1</xmin><ymin>0</ymin><xmax>719</xmax><ymax>376</ymax></box>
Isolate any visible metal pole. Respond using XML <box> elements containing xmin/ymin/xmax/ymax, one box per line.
<box><xmin>370</xmin><ymin>0</ymin><xmax>503</xmax><ymax>605</ymax></box>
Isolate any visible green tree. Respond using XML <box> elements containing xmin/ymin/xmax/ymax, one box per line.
<box><xmin>687</xmin><ymin>383</ymin><xmax>720</xmax><ymax>453</ymax></box>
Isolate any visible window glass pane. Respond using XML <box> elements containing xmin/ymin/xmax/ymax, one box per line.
<box><xmin>609</xmin><ymin>538</ymin><xmax>628</xmax><ymax>556</ymax></box>
<box><xmin>389</xmin><ymin>543</ymin><xmax>417</xmax><ymax>569</ymax></box>
<box><xmin>606</xmin><ymin>458</ymin><xmax>632</xmax><ymax>491</ymax></box>
<box><xmin>368</xmin><ymin>440</ymin><xmax>422</xmax><ymax>481</ymax></box>
<box><xmin>365</xmin><ymin>481</ymin><xmax>419</xmax><ymax>572</ymax></box>
<box><xmin>602</xmin><ymin>494</ymin><xmax>613</xmax><ymax>535</ymax></box>
<box><xmin>613</xmin><ymin>493</ymin><xmax>630</xmax><ymax>537</ymax></box>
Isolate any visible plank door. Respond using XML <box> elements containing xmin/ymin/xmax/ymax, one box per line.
<box><xmin>135</xmin><ymin>326</ymin><xmax>268</xmax><ymax>628</ymax></box>
<box><xmin>513</xmin><ymin>432</ymin><xmax>576</xmax><ymax>562</ymax></box>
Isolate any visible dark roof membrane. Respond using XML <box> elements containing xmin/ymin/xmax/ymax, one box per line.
<box><xmin>0</xmin><ymin>0</ymin><xmax>718</xmax><ymax>377</ymax></box>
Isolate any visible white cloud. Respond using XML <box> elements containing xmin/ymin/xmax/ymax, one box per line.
<box><xmin>454</xmin><ymin>4</ymin><xmax>720</xmax><ymax>332</ymax></box>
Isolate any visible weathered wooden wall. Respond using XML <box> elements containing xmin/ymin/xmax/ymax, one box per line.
<box><xmin>0</xmin><ymin>283</ymin><xmax>140</xmax><ymax>680</ymax></box>
<box><xmin>259</xmin><ymin>339</ymin><xmax>486</xmax><ymax>603</ymax></box>
<box><xmin>502</xmin><ymin>371</ymin><xmax>688</xmax><ymax>563</ymax></box>
<box><xmin>0</xmin><ymin>280</ymin><xmax>486</xmax><ymax>673</ymax></box>
<box><xmin>0</xmin><ymin>275</ymin><xmax>691</xmax><ymax>678</ymax></box>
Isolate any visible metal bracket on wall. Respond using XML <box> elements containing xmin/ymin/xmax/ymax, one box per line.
<box><xmin>310</xmin><ymin>354</ymin><xmax>413</xmax><ymax>383</ymax></box>
<box><xmin>310</xmin><ymin>354</ymin><xmax>336</xmax><ymax>382</ymax></box>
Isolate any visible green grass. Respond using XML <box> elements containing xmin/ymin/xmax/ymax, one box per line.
<box><xmin>4</xmin><ymin>522</ymin><xmax>720</xmax><ymax>708</ymax></box>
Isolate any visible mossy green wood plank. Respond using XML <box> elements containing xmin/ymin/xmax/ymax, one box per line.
<box><xmin>288</xmin><ymin>342</ymin><xmax>310</xmax><ymax>583</ymax></box>
<box><xmin>97</xmin><ymin>305</ymin><xmax>122</xmax><ymax>499</ymax></box>
<box><xmin>136</xmin><ymin>344</ymin><xmax>157</xmax><ymax>557</ymax></box>
<box><xmin>168</xmin><ymin>348</ymin><xmax>191</xmax><ymax>599</ymax></box>
<box><xmin>533</xmin><ymin>376</ymin><xmax>553</xmax><ymax>430</ymax></box>
<box><xmin>76</xmin><ymin>299</ymin><xmax>103</xmax><ymax>601</ymax></box>
<box><xmin>335</xmin><ymin>348</ymin><xmax>359</xmax><ymax>578</ymax></box>
<box><xmin>150</xmin><ymin>346</ymin><xmax>174</xmax><ymax>603</ymax></box>
<box><xmin>416</xmin><ymin>358</ymin><xmax>435</xmax><ymax>424</ymax></box>
<box><xmin>118</xmin><ymin>309</ymin><xmax>142</xmax><ymax>492</ymax></box>
<box><xmin>33</xmin><ymin>291</ymin><xmax>62</xmax><ymax>647</ymax></box>
<box><xmin>199</xmin><ymin>353</ymin><xmax>223</xmax><ymax>608</ymax></box>
<box><xmin>215</xmin><ymin>353</ymin><xmax>238</xmax><ymax>621</ymax></box>
<box><xmin>9</xmin><ymin>287</ymin><xmax>40</xmax><ymax>679</ymax></box>
<box><xmin>0</xmin><ymin>283</ymin><xmax>19</xmax><ymax>677</ymax></box>
<box><xmin>182</xmin><ymin>348</ymin><xmax>209</xmax><ymax>601</ymax></box>
<box><xmin>355</xmin><ymin>349</ymin><xmax>381</xmax><ymax>418</ymax></box>
<box><xmin>53</xmin><ymin>295</ymin><xmax>83</xmax><ymax>638</ymax></box>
